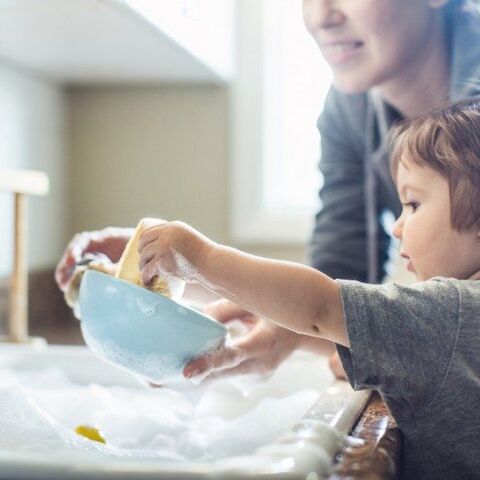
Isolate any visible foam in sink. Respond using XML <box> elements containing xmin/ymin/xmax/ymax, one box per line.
<box><xmin>0</xmin><ymin>361</ymin><xmax>323</xmax><ymax>462</ymax></box>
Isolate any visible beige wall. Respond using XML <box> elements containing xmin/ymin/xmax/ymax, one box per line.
<box><xmin>68</xmin><ymin>86</ymin><xmax>308</xmax><ymax>263</ymax></box>
<box><xmin>69</xmin><ymin>86</ymin><xmax>229</xmax><ymax>241</ymax></box>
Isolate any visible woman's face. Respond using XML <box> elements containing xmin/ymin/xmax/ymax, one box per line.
<box><xmin>302</xmin><ymin>0</ymin><xmax>447</xmax><ymax>93</ymax></box>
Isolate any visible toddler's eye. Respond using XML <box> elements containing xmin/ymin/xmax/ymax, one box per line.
<box><xmin>402</xmin><ymin>202</ymin><xmax>419</xmax><ymax>213</ymax></box>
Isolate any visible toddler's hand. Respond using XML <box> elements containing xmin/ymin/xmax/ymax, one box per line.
<box><xmin>137</xmin><ymin>221</ymin><xmax>213</xmax><ymax>287</ymax></box>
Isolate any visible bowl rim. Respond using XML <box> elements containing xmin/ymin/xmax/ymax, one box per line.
<box><xmin>80</xmin><ymin>269</ymin><xmax>227</xmax><ymax>334</ymax></box>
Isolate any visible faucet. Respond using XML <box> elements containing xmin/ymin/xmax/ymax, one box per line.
<box><xmin>0</xmin><ymin>169</ymin><xmax>49</xmax><ymax>343</ymax></box>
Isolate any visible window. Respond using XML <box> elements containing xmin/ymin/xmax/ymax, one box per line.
<box><xmin>230</xmin><ymin>0</ymin><xmax>332</xmax><ymax>244</ymax></box>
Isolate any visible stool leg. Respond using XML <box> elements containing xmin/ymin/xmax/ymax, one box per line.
<box><xmin>9</xmin><ymin>192</ymin><xmax>28</xmax><ymax>343</ymax></box>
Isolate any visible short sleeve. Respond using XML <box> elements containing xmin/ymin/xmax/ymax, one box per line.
<box><xmin>336</xmin><ymin>278</ymin><xmax>461</xmax><ymax>412</ymax></box>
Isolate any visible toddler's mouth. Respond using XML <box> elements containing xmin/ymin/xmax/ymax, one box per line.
<box><xmin>401</xmin><ymin>253</ymin><xmax>416</xmax><ymax>273</ymax></box>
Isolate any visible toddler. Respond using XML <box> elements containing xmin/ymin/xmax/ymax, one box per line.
<box><xmin>138</xmin><ymin>97</ymin><xmax>480</xmax><ymax>480</ymax></box>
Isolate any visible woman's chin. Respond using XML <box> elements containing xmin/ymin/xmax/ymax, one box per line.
<box><xmin>332</xmin><ymin>75</ymin><xmax>372</xmax><ymax>95</ymax></box>
<box><xmin>331</xmin><ymin>66</ymin><xmax>389</xmax><ymax>95</ymax></box>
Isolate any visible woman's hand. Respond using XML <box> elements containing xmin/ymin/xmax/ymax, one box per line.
<box><xmin>182</xmin><ymin>299</ymin><xmax>304</xmax><ymax>381</ymax></box>
<box><xmin>182</xmin><ymin>299</ymin><xmax>348</xmax><ymax>382</ymax></box>
<box><xmin>55</xmin><ymin>226</ymin><xmax>133</xmax><ymax>292</ymax></box>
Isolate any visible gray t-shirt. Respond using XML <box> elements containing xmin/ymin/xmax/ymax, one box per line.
<box><xmin>336</xmin><ymin>278</ymin><xmax>480</xmax><ymax>480</ymax></box>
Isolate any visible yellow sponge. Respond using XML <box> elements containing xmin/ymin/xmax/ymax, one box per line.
<box><xmin>75</xmin><ymin>425</ymin><xmax>106</xmax><ymax>444</ymax></box>
<box><xmin>116</xmin><ymin>218</ymin><xmax>172</xmax><ymax>296</ymax></box>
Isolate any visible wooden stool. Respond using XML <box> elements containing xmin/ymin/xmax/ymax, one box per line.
<box><xmin>0</xmin><ymin>169</ymin><xmax>49</xmax><ymax>344</ymax></box>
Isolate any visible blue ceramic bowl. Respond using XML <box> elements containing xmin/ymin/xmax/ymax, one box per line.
<box><xmin>78</xmin><ymin>270</ymin><xmax>227</xmax><ymax>383</ymax></box>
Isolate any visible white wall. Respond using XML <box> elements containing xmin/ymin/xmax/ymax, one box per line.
<box><xmin>0</xmin><ymin>62</ymin><xmax>69</xmax><ymax>277</ymax></box>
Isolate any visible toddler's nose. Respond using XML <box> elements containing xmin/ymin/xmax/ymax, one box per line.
<box><xmin>392</xmin><ymin>216</ymin><xmax>404</xmax><ymax>240</ymax></box>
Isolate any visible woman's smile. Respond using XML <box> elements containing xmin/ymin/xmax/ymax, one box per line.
<box><xmin>320</xmin><ymin>39</ymin><xmax>364</xmax><ymax>66</ymax></box>
<box><xmin>302</xmin><ymin>0</ymin><xmax>449</xmax><ymax>98</ymax></box>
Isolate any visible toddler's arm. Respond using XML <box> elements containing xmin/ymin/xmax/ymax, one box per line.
<box><xmin>138</xmin><ymin>221</ymin><xmax>348</xmax><ymax>347</ymax></box>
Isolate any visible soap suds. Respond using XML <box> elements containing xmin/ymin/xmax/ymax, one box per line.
<box><xmin>0</xmin><ymin>364</ymin><xmax>322</xmax><ymax>462</ymax></box>
<box><xmin>172</xmin><ymin>249</ymin><xmax>220</xmax><ymax>292</ymax></box>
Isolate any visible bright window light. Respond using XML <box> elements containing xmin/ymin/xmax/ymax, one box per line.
<box><xmin>263</xmin><ymin>0</ymin><xmax>332</xmax><ymax>213</ymax></box>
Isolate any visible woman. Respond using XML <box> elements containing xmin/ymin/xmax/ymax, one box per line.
<box><xmin>56</xmin><ymin>0</ymin><xmax>480</xmax><ymax>381</ymax></box>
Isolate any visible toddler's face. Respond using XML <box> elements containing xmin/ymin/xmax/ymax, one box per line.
<box><xmin>393</xmin><ymin>158</ymin><xmax>480</xmax><ymax>281</ymax></box>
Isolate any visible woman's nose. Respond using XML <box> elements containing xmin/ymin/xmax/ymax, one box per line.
<box><xmin>303</xmin><ymin>0</ymin><xmax>344</xmax><ymax>31</ymax></box>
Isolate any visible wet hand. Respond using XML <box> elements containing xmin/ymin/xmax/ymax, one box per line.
<box><xmin>55</xmin><ymin>227</ymin><xmax>132</xmax><ymax>292</ymax></box>
<box><xmin>182</xmin><ymin>299</ymin><xmax>303</xmax><ymax>382</ymax></box>
<box><xmin>138</xmin><ymin>221</ymin><xmax>213</xmax><ymax>287</ymax></box>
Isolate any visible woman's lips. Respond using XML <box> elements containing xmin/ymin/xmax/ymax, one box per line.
<box><xmin>321</xmin><ymin>40</ymin><xmax>363</xmax><ymax>66</ymax></box>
